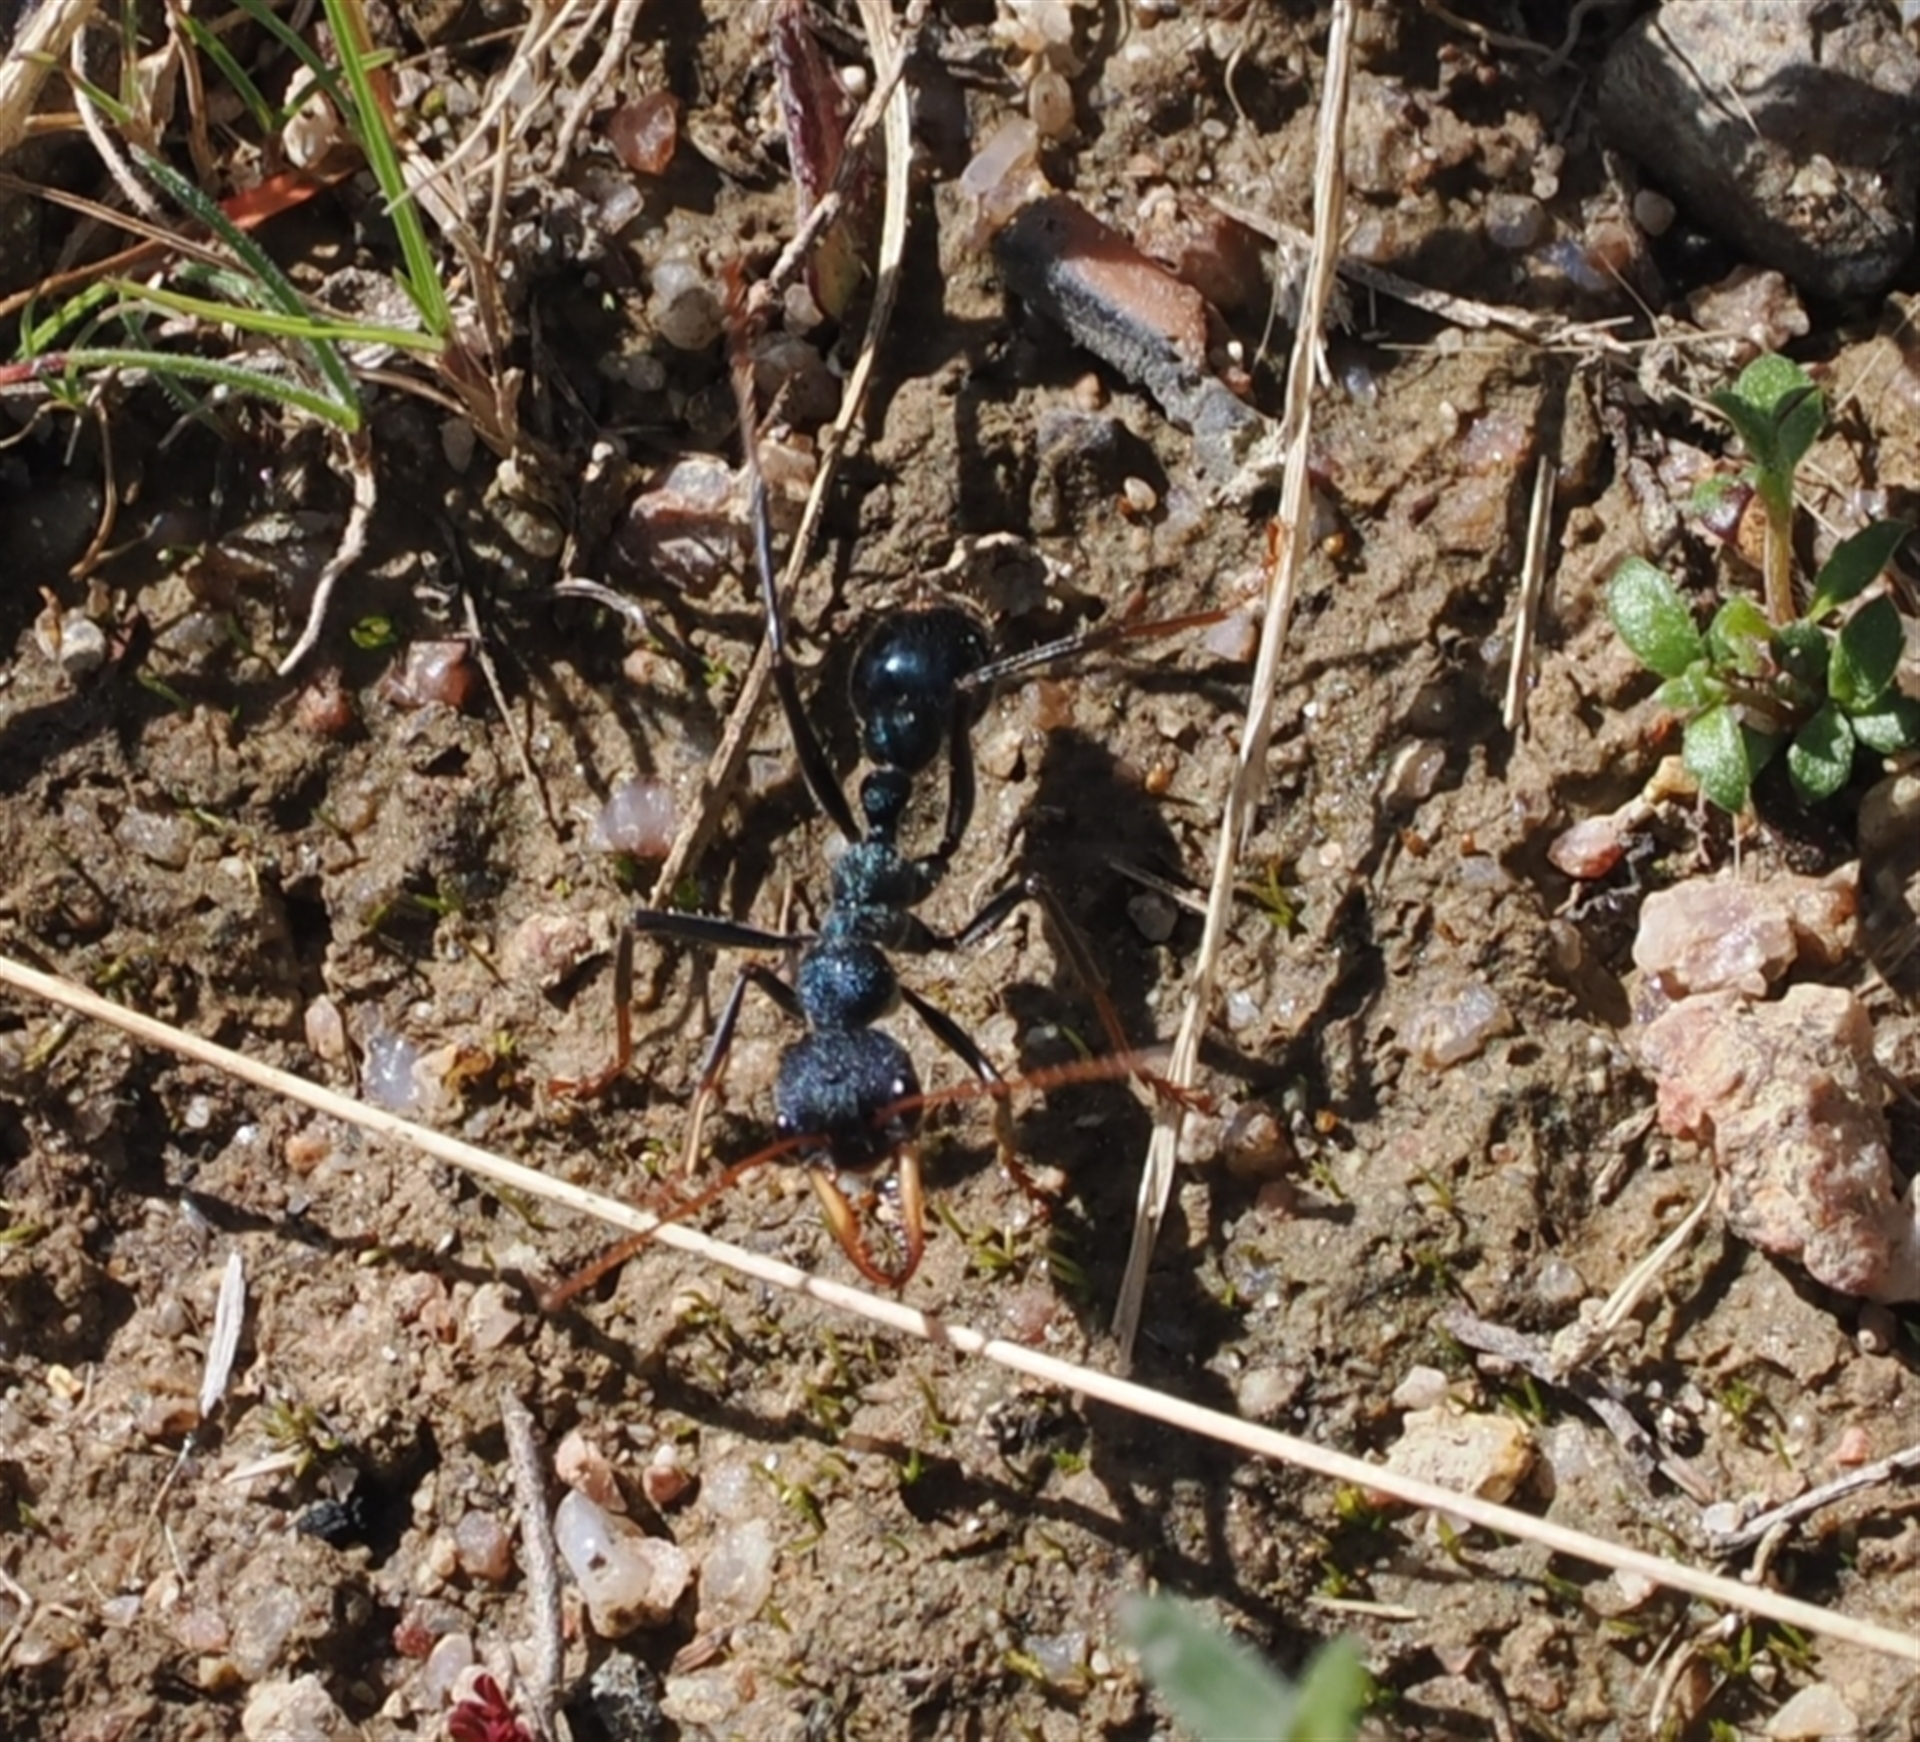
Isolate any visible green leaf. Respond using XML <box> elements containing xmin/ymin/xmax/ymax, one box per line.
<box><xmin>1849</xmin><ymin>694</ymin><xmax>1920</xmax><ymax>755</ymax></box>
<box><xmin>1772</xmin><ymin>619</ymin><xmax>1830</xmax><ymax>693</ymax></box>
<box><xmin>1786</xmin><ymin>704</ymin><xmax>1854</xmax><ymax>803</ymax></box>
<box><xmin>1830</xmin><ymin>596</ymin><xmax>1905</xmax><ymax>711</ymax></box>
<box><xmin>1684</xmin><ymin>703</ymin><xmax>1756</xmax><ymax>813</ymax></box>
<box><xmin>1705</xmin><ymin>596</ymin><xmax>1772</xmax><ymax>676</ymax></box>
<box><xmin>1607</xmin><ymin>559</ymin><xmax>1703</xmax><ymax>677</ymax></box>
<box><xmin>1808</xmin><ymin>521</ymin><xmax>1910</xmax><ymax>620</ymax></box>
<box><xmin>1654</xmin><ymin>665</ymin><xmax>1724</xmax><ymax>714</ymax></box>
<box><xmin>1124</xmin><ymin>1595</ymin><xmax>1329</xmax><ymax>1742</ymax></box>
<box><xmin>1284</xmin><ymin>1638</ymin><xmax>1371</xmax><ymax>1742</ymax></box>
<box><xmin>1711</xmin><ymin>355</ymin><xmax>1823</xmax><ymax>478</ymax></box>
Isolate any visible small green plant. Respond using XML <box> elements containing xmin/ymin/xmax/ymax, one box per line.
<box><xmin>1606</xmin><ymin>355</ymin><xmax>1919</xmax><ymax>814</ymax></box>
<box><xmin>1122</xmin><ymin>1593</ymin><xmax>1369</xmax><ymax>1742</ymax></box>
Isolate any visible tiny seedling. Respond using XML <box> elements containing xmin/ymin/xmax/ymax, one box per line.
<box><xmin>1607</xmin><ymin>355</ymin><xmax>1918</xmax><ymax>813</ymax></box>
<box><xmin>1121</xmin><ymin>1593</ymin><xmax>1369</xmax><ymax>1742</ymax></box>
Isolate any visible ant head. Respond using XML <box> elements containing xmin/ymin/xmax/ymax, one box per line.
<box><xmin>850</xmin><ymin>607</ymin><xmax>993</xmax><ymax>774</ymax></box>
<box><xmin>775</xmin><ymin>1028</ymin><xmax>924</xmax><ymax>1174</ymax></box>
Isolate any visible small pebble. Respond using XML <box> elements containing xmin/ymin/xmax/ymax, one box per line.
<box><xmin>1631</xmin><ymin>188</ymin><xmax>1675</xmax><ymax>235</ymax></box>
<box><xmin>35</xmin><ymin>608</ymin><xmax>108</xmax><ymax>680</ymax></box>
<box><xmin>1548</xmin><ymin>815</ymin><xmax>1625</xmax><ymax>879</ymax></box>
<box><xmin>294</xmin><ymin>668</ymin><xmax>356</xmax><ymax>737</ymax></box>
<box><xmin>382</xmin><ymin>641</ymin><xmax>475</xmax><ymax>711</ymax></box>
<box><xmin>555</xmin><ymin>1427</ymin><xmax>623</xmax><ymax>1509</ymax></box>
<box><xmin>303</xmin><ymin>998</ymin><xmax>349</xmax><ymax>1067</ymax></box>
<box><xmin>1380</xmin><ymin>739</ymin><xmax>1445</xmax><ymax>808</ymax></box>
<box><xmin>661</xmin><ymin>1668</ymin><xmax>744</xmax><ymax>1727</ymax></box>
<box><xmin>230</xmin><ymin>1584</ymin><xmax>304</xmax><ymax>1680</ymax></box>
<box><xmin>418</xmin><ymin>1633</ymin><xmax>476</xmax><ymax>1709</ymax></box>
<box><xmin>465</xmin><ymin>1282</ymin><xmax>522</xmax><ymax>1352</ymax></box>
<box><xmin>1406</xmin><ymin>978</ymin><xmax>1512</xmax><ymax>1069</ymax></box>
<box><xmin>650</xmin><ymin>259</ymin><xmax>724</xmax><ymax>351</ymax></box>
<box><xmin>697</xmin><ymin>1518</ymin><xmax>776</xmax><ymax>1629</ymax></box>
<box><xmin>1203</xmin><ymin>610</ymin><xmax>1259</xmax><ymax>664</ymax></box>
<box><xmin>1025</xmin><ymin>1630</ymin><xmax>1090</xmax><ymax>1693</ymax></box>
<box><xmin>1390</xmin><ymin>1365</ymin><xmax>1452</xmax><ymax>1412</ymax></box>
<box><xmin>609</xmin><ymin>91</ymin><xmax>679</xmax><ymax>175</ymax></box>
<box><xmin>361</xmin><ymin>1029</ymin><xmax>424</xmax><ymax>1114</ymax></box>
<box><xmin>115</xmin><ymin>807</ymin><xmax>196</xmax><ymax>870</ymax></box>
<box><xmin>1534</xmin><ymin>1256</ymin><xmax>1587</xmax><ymax>1310</ymax></box>
<box><xmin>453</xmin><ymin>1510</ymin><xmax>514</xmax><ymax>1583</ymax></box>
<box><xmin>504</xmin><ymin>911</ymin><xmax>608</xmax><ymax>989</ymax></box>
<box><xmin>1378</xmin><ymin>1407</ymin><xmax>1535</xmax><ymax>1509</ymax></box>
<box><xmin>1027</xmin><ymin>67</ymin><xmax>1075</xmax><ymax>138</ymax></box>
<box><xmin>642</xmin><ymin>1442</ymin><xmax>693</xmax><ymax>1510</ymax></box>
<box><xmin>240</xmin><ymin>1673</ymin><xmax>353</xmax><ymax>1741</ymax></box>
<box><xmin>1235</xmin><ymin>1366</ymin><xmax>1304</xmax><ymax>1421</ymax></box>
<box><xmin>1126</xmin><ymin>892</ymin><xmax>1177</xmax><ymax>944</ymax></box>
<box><xmin>554</xmin><ymin>1492</ymin><xmax>691</xmax><ymax>1636</ymax></box>
<box><xmin>1765</xmin><ymin>1683</ymin><xmax>1860</xmax><ymax>1740</ymax></box>
<box><xmin>1483</xmin><ymin>192</ymin><xmax>1545</xmax><ymax>250</ymax></box>
<box><xmin>590</xmin><ymin>776</ymin><xmax>679</xmax><ymax>858</ymax></box>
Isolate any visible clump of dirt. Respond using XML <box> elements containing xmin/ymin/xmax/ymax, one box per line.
<box><xmin>0</xmin><ymin>3</ymin><xmax>1916</xmax><ymax>1739</ymax></box>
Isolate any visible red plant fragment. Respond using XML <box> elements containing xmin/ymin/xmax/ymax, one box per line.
<box><xmin>445</xmin><ymin>1674</ymin><xmax>533</xmax><ymax>1742</ymax></box>
<box><xmin>770</xmin><ymin>0</ymin><xmax>871</xmax><ymax>318</ymax></box>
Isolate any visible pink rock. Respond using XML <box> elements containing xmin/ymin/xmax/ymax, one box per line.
<box><xmin>1632</xmin><ymin>869</ymin><xmax>1855</xmax><ymax>998</ymax></box>
<box><xmin>1638</xmin><ymin>985</ymin><xmax>1920</xmax><ymax>1302</ymax></box>
<box><xmin>1548</xmin><ymin>815</ymin><xmax>1625</xmax><ymax>879</ymax></box>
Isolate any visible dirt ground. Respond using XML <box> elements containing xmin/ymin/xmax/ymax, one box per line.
<box><xmin>1</xmin><ymin>2</ymin><xmax>1917</xmax><ymax>1738</ymax></box>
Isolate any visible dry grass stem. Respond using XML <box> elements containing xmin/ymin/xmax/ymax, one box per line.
<box><xmin>649</xmin><ymin>0</ymin><xmax>913</xmax><ymax>903</ymax></box>
<box><xmin>547</xmin><ymin>0</ymin><xmax>638</xmax><ymax>174</ymax></box>
<box><xmin>0</xmin><ymin>0</ymin><xmax>101</xmax><ymax>160</ymax></box>
<box><xmin>276</xmin><ymin>430</ymin><xmax>377</xmax><ymax>675</ymax></box>
<box><xmin>1112</xmin><ymin>0</ymin><xmax>1355</xmax><ymax>1366</ymax></box>
<box><xmin>2</xmin><ymin>951</ymin><xmax>1913</xmax><ymax>1666</ymax></box>
<box><xmin>1504</xmin><ymin>452</ymin><xmax>1555</xmax><ymax>732</ymax></box>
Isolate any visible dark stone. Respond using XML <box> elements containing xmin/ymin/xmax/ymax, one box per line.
<box><xmin>1598</xmin><ymin>0</ymin><xmax>1920</xmax><ymax>302</ymax></box>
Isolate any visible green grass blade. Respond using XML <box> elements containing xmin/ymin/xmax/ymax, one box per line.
<box><xmin>229</xmin><ymin>0</ymin><xmax>345</xmax><ymax>97</ymax></box>
<box><xmin>131</xmin><ymin>146</ymin><xmax>360</xmax><ymax>412</ymax></box>
<box><xmin>320</xmin><ymin>0</ymin><xmax>451</xmax><ymax>338</ymax></box>
<box><xmin>108</xmin><ymin>279</ymin><xmax>440</xmax><ymax>353</ymax></box>
<box><xmin>21</xmin><ymin>283</ymin><xmax>121</xmax><ymax>355</ymax></box>
<box><xmin>176</xmin><ymin>14</ymin><xmax>277</xmax><ymax>135</ymax></box>
<box><xmin>55</xmin><ymin>347</ymin><xmax>361</xmax><ymax>430</ymax></box>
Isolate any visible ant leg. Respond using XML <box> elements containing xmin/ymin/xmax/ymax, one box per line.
<box><xmin>808</xmin><ymin>1148</ymin><xmax>926</xmax><ymax>1289</ymax></box>
<box><xmin>958</xmin><ymin>603</ymin><xmax>1231</xmax><ymax>693</ymax></box>
<box><xmin>945</xmin><ymin>873</ymin><xmax>1138</xmax><ymax>1068</ymax></box>
<box><xmin>897</xmin><ymin>983</ymin><xmax>1051</xmax><ymax>1219</ymax></box>
<box><xmin>549</xmin><ymin>927</ymin><xmax>635</xmax><ymax>1099</ymax></box>
<box><xmin>933</xmin><ymin>874</ymin><xmax>1200</xmax><ymax>1110</ymax></box>
<box><xmin>730</xmin><ymin>318</ymin><xmax>861</xmax><ymax>845</ymax></box>
<box><xmin>679</xmin><ymin>962</ymin><xmax>804</xmax><ymax>1175</ymax></box>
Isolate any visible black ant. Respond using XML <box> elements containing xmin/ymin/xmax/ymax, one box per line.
<box><xmin>553</xmin><ymin>338</ymin><xmax>1219</xmax><ymax>1295</ymax></box>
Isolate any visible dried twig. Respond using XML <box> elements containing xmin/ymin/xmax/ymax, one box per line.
<box><xmin>1111</xmin><ymin>0</ymin><xmax>1354</xmax><ymax>1367</ymax></box>
<box><xmin>1</xmin><ymin>950</ymin><xmax>1913</xmax><ymax>1667</ymax></box>
<box><xmin>646</xmin><ymin>0</ymin><xmax>913</xmax><ymax>903</ymax></box>
<box><xmin>1704</xmin><ymin>1441</ymin><xmax>1920</xmax><ymax>1558</ymax></box>
<box><xmin>500</xmin><ymin>1389</ymin><xmax>561</xmax><ymax>1742</ymax></box>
